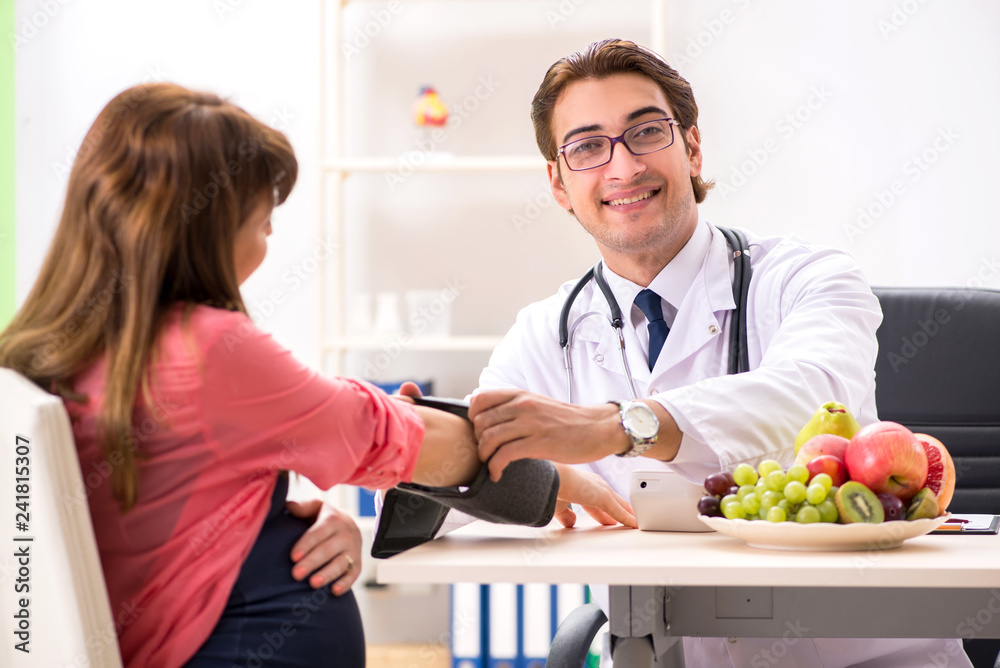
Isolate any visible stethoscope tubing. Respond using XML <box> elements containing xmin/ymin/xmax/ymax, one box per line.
<box><xmin>558</xmin><ymin>226</ymin><xmax>752</xmax><ymax>404</ymax></box>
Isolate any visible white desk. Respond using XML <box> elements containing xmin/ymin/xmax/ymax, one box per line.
<box><xmin>376</xmin><ymin>520</ymin><xmax>1000</xmax><ymax>666</ymax></box>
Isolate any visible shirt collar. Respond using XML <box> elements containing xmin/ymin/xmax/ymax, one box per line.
<box><xmin>598</xmin><ymin>215</ymin><xmax>713</xmax><ymax>326</ymax></box>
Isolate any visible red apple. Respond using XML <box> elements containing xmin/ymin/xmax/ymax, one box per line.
<box><xmin>794</xmin><ymin>434</ymin><xmax>850</xmax><ymax>467</ymax></box>
<box><xmin>844</xmin><ymin>421</ymin><xmax>928</xmax><ymax>502</ymax></box>
<box><xmin>806</xmin><ymin>455</ymin><xmax>848</xmax><ymax>487</ymax></box>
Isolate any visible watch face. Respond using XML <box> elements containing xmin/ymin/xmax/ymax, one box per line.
<box><xmin>624</xmin><ymin>404</ymin><xmax>659</xmax><ymax>439</ymax></box>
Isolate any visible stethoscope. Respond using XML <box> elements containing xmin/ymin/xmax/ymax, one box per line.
<box><xmin>557</xmin><ymin>226</ymin><xmax>753</xmax><ymax>404</ymax></box>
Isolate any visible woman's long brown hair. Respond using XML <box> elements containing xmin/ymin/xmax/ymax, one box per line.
<box><xmin>0</xmin><ymin>83</ymin><xmax>297</xmax><ymax>511</ymax></box>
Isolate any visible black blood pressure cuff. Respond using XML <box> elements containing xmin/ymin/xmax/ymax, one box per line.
<box><xmin>371</xmin><ymin>396</ymin><xmax>560</xmax><ymax>559</ymax></box>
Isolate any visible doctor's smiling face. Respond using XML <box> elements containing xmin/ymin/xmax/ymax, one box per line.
<box><xmin>547</xmin><ymin>72</ymin><xmax>703</xmax><ymax>284</ymax></box>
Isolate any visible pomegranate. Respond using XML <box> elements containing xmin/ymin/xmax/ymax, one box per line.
<box><xmin>915</xmin><ymin>433</ymin><xmax>956</xmax><ymax>513</ymax></box>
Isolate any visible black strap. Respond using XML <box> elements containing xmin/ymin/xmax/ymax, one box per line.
<box><xmin>715</xmin><ymin>226</ymin><xmax>752</xmax><ymax>375</ymax></box>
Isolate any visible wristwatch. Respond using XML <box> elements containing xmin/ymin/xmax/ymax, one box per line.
<box><xmin>610</xmin><ymin>400</ymin><xmax>659</xmax><ymax>457</ymax></box>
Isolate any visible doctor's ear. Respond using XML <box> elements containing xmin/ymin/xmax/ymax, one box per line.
<box><xmin>547</xmin><ymin>161</ymin><xmax>573</xmax><ymax>212</ymax></box>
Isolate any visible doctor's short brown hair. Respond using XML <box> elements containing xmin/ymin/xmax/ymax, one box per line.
<box><xmin>530</xmin><ymin>38</ymin><xmax>714</xmax><ymax>203</ymax></box>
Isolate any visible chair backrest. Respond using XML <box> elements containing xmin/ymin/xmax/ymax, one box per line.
<box><xmin>0</xmin><ymin>369</ymin><xmax>123</xmax><ymax>667</ymax></box>
<box><xmin>873</xmin><ymin>287</ymin><xmax>1000</xmax><ymax>514</ymax></box>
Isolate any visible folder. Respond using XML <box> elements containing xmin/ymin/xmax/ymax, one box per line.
<box><xmin>451</xmin><ymin>583</ymin><xmax>483</xmax><ymax>668</ymax></box>
<box><xmin>488</xmin><ymin>583</ymin><xmax>519</xmax><ymax>668</ymax></box>
<box><xmin>522</xmin><ymin>583</ymin><xmax>552</xmax><ymax>667</ymax></box>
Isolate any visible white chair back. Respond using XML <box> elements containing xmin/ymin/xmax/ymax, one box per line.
<box><xmin>0</xmin><ymin>369</ymin><xmax>123</xmax><ymax>667</ymax></box>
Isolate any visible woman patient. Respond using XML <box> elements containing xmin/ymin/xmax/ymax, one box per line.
<box><xmin>0</xmin><ymin>82</ymin><xmax>633</xmax><ymax>667</ymax></box>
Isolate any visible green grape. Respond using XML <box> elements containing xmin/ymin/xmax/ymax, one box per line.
<box><xmin>806</xmin><ymin>483</ymin><xmax>828</xmax><ymax>505</ymax></box>
<box><xmin>736</xmin><ymin>484</ymin><xmax>756</xmax><ymax>500</ymax></box>
<box><xmin>766</xmin><ymin>506</ymin><xmax>787</xmax><ymax>523</ymax></box>
<box><xmin>796</xmin><ymin>505</ymin><xmax>821</xmax><ymax>523</ymax></box>
<box><xmin>784</xmin><ymin>480</ymin><xmax>807</xmax><ymax>505</ymax></box>
<box><xmin>732</xmin><ymin>463</ymin><xmax>759</xmax><ymax>487</ymax></box>
<box><xmin>828</xmin><ymin>485</ymin><xmax>839</xmax><ymax>499</ymax></box>
<box><xmin>757</xmin><ymin>509</ymin><xmax>769</xmax><ymax>520</ymax></box>
<box><xmin>721</xmin><ymin>494</ymin><xmax>739</xmax><ymax>509</ymax></box>
<box><xmin>723</xmin><ymin>501</ymin><xmax>747</xmax><ymax>519</ymax></box>
<box><xmin>787</xmin><ymin>464</ymin><xmax>810</xmax><ymax>484</ymax></box>
<box><xmin>742</xmin><ymin>493</ymin><xmax>761</xmax><ymax>515</ymax></box>
<box><xmin>765</xmin><ymin>470</ymin><xmax>789</xmax><ymax>492</ymax></box>
<box><xmin>811</xmin><ymin>473</ymin><xmax>833</xmax><ymax>491</ymax></box>
<box><xmin>777</xmin><ymin>498</ymin><xmax>791</xmax><ymax>511</ymax></box>
<box><xmin>758</xmin><ymin>459</ymin><xmax>782</xmax><ymax>478</ymax></box>
<box><xmin>816</xmin><ymin>499</ymin><xmax>839</xmax><ymax>523</ymax></box>
<box><xmin>760</xmin><ymin>490</ymin><xmax>782</xmax><ymax>512</ymax></box>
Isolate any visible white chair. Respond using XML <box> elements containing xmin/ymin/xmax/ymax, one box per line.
<box><xmin>0</xmin><ymin>369</ymin><xmax>123</xmax><ymax>667</ymax></box>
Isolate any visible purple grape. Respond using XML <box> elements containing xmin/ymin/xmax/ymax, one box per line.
<box><xmin>704</xmin><ymin>471</ymin><xmax>735</xmax><ymax>497</ymax></box>
<box><xmin>877</xmin><ymin>493</ymin><xmax>905</xmax><ymax>521</ymax></box>
<box><xmin>727</xmin><ymin>485</ymin><xmax>740</xmax><ymax>497</ymax></box>
<box><xmin>698</xmin><ymin>495</ymin><xmax>723</xmax><ymax>517</ymax></box>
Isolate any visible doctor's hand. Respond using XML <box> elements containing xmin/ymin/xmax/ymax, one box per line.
<box><xmin>469</xmin><ymin>389</ymin><xmax>628</xmax><ymax>481</ymax></box>
<box><xmin>287</xmin><ymin>498</ymin><xmax>363</xmax><ymax>596</ymax></box>
<box><xmin>553</xmin><ymin>463</ymin><xmax>637</xmax><ymax>529</ymax></box>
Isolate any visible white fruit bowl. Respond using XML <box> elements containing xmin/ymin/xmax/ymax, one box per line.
<box><xmin>697</xmin><ymin>513</ymin><xmax>951</xmax><ymax>551</ymax></box>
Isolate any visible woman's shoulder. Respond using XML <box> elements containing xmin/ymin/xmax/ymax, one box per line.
<box><xmin>157</xmin><ymin>303</ymin><xmax>256</xmax><ymax>359</ymax></box>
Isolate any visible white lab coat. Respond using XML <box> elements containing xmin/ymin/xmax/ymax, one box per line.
<box><xmin>477</xmin><ymin>220</ymin><xmax>972</xmax><ymax>668</ymax></box>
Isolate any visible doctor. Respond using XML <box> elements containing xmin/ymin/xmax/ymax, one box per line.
<box><xmin>466</xmin><ymin>39</ymin><xmax>972</xmax><ymax>667</ymax></box>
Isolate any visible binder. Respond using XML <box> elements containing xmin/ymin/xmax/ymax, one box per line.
<box><xmin>522</xmin><ymin>583</ymin><xmax>552</xmax><ymax>668</ymax></box>
<box><xmin>488</xmin><ymin>583</ymin><xmax>519</xmax><ymax>668</ymax></box>
<box><xmin>452</xmin><ymin>583</ymin><xmax>483</xmax><ymax>668</ymax></box>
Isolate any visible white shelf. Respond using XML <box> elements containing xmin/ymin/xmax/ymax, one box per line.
<box><xmin>322</xmin><ymin>154</ymin><xmax>545</xmax><ymax>174</ymax></box>
<box><xmin>323</xmin><ymin>335</ymin><xmax>503</xmax><ymax>353</ymax></box>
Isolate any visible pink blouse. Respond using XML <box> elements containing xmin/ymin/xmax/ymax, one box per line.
<box><xmin>66</xmin><ymin>304</ymin><xmax>424</xmax><ymax>668</ymax></box>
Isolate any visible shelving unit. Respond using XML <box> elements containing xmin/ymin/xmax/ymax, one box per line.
<box><xmin>318</xmin><ymin>0</ymin><xmax>667</xmax><ymax>385</ymax></box>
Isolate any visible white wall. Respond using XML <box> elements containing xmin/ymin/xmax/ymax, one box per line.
<box><xmin>16</xmin><ymin>1</ymin><xmax>1000</xmax><ymax>375</ymax></box>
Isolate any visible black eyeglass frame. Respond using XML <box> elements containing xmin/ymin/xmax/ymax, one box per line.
<box><xmin>556</xmin><ymin>117</ymin><xmax>681</xmax><ymax>171</ymax></box>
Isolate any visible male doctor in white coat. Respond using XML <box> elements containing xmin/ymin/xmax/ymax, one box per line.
<box><xmin>465</xmin><ymin>38</ymin><xmax>973</xmax><ymax>668</ymax></box>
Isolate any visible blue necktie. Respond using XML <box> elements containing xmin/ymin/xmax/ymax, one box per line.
<box><xmin>635</xmin><ymin>289</ymin><xmax>669</xmax><ymax>371</ymax></box>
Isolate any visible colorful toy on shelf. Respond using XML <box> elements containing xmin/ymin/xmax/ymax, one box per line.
<box><xmin>413</xmin><ymin>86</ymin><xmax>448</xmax><ymax>127</ymax></box>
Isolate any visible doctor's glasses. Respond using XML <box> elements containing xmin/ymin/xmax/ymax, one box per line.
<box><xmin>557</xmin><ymin>117</ymin><xmax>680</xmax><ymax>171</ymax></box>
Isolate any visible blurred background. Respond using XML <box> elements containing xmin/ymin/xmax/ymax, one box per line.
<box><xmin>4</xmin><ymin>0</ymin><xmax>999</xmax><ymax>663</ymax></box>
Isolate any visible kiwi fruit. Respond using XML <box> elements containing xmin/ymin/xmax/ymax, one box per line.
<box><xmin>905</xmin><ymin>487</ymin><xmax>939</xmax><ymax>520</ymax></box>
<box><xmin>834</xmin><ymin>481</ymin><xmax>885</xmax><ymax>523</ymax></box>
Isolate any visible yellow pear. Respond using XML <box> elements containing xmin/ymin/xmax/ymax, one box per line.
<box><xmin>794</xmin><ymin>401</ymin><xmax>861</xmax><ymax>455</ymax></box>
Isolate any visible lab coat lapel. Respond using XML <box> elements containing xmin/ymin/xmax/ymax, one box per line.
<box><xmin>651</xmin><ymin>229</ymin><xmax>737</xmax><ymax>378</ymax></box>
<box><xmin>571</xmin><ymin>284</ymin><xmax>650</xmax><ymax>385</ymax></box>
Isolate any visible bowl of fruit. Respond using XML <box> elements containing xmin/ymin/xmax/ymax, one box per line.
<box><xmin>696</xmin><ymin>402</ymin><xmax>955</xmax><ymax>551</ymax></box>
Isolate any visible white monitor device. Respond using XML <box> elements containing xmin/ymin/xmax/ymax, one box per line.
<box><xmin>630</xmin><ymin>470</ymin><xmax>715</xmax><ymax>532</ymax></box>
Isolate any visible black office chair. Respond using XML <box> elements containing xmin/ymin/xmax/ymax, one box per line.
<box><xmin>546</xmin><ymin>287</ymin><xmax>1000</xmax><ymax>668</ymax></box>
<box><xmin>872</xmin><ymin>287</ymin><xmax>1000</xmax><ymax>668</ymax></box>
